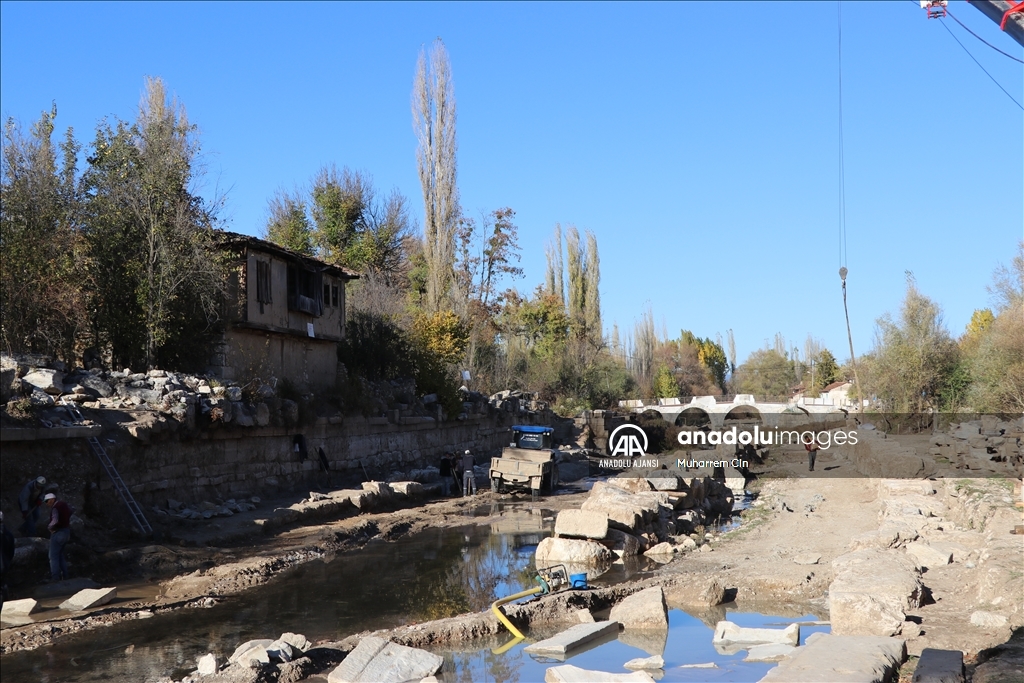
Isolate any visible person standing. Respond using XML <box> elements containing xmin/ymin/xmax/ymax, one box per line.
<box><xmin>18</xmin><ymin>476</ymin><xmax>46</xmax><ymax>537</ymax></box>
<box><xmin>44</xmin><ymin>493</ymin><xmax>72</xmax><ymax>582</ymax></box>
<box><xmin>805</xmin><ymin>435</ymin><xmax>820</xmax><ymax>472</ymax></box>
<box><xmin>439</xmin><ymin>453</ymin><xmax>453</xmax><ymax>496</ymax></box>
<box><xmin>461</xmin><ymin>450</ymin><xmax>477</xmax><ymax>496</ymax></box>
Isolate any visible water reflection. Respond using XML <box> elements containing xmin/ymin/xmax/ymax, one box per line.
<box><xmin>1</xmin><ymin>507</ymin><xmax>552</xmax><ymax>683</ymax></box>
<box><xmin>428</xmin><ymin>607</ymin><xmax>830</xmax><ymax>683</ymax></box>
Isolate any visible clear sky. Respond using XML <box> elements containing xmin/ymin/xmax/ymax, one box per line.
<box><xmin>2</xmin><ymin>1</ymin><xmax>1021</xmax><ymax>366</ymax></box>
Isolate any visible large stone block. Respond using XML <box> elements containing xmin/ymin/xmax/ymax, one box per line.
<box><xmin>610</xmin><ymin>587</ymin><xmax>668</xmax><ymax>630</ymax></box>
<box><xmin>555</xmin><ymin>509</ymin><xmax>609</xmax><ymax>540</ymax></box>
<box><xmin>1</xmin><ymin>598</ymin><xmax>38</xmax><ymax>616</ymax></box>
<box><xmin>829</xmin><ymin>549</ymin><xmax>922</xmax><ymax>637</ymax></box>
<box><xmin>59</xmin><ymin>587</ymin><xmax>117</xmax><ymax>611</ymax></box>
<box><xmin>912</xmin><ymin>648</ymin><xmax>964</xmax><ymax>683</ymax></box>
<box><xmin>536</xmin><ymin>537</ymin><xmax>614</xmax><ymax>565</ymax></box>
<box><xmin>602</xmin><ymin>529</ymin><xmax>644</xmax><ymax>557</ymax></box>
<box><xmin>905</xmin><ymin>542</ymin><xmax>952</xmax><ymax>569</ymax></box>
<box><xmin>758</xmin><ymin>634</ymin><xmax>905</xmax><ymax>683</ymax></box>
<box><xmin>23</xmin><ymin>368</ymin><xmax>64</xmax><ymax>395</ymax></box>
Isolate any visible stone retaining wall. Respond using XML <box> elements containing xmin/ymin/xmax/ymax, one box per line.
<box><xmin>0</xmin><ymin>413</ymin><xmax>524</xmax><ymax>522</ymax></box>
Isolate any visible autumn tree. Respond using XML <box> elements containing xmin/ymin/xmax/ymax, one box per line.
<box><xmin>964</xmin><ymin>244</ymin><xmax>1024</xmax><ymax>411</ymax></box>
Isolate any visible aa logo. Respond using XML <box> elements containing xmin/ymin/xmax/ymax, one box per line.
<box><xmin>609</xmin><ymin>424</ymin><xmax>648</xmax><ymax>457</ymax></box>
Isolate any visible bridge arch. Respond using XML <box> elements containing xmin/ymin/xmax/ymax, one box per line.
<box><xmin>724</xmin><ymin>405</ymin><xmax>763</xmax><ymax>425</ymax></box>
<box><xmin>675</xmin><ymin>407</ymin><xmax>711</xmax><ymax>427</ymax></box>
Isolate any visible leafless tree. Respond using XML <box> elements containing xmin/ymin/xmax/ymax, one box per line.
<box><xmin>412</xmin><ymin>38</ymin><xmax>459</xmax><ymax>313</ymax></box>
<box><xmin>544</xmin><ymin>223</ymin><xmax>564</xmax><ymax>305</ymax></box>
<box><xmin>584</xmin><ymin>229</ymin><xmax>601</xmax><ymax>344</ymax></box>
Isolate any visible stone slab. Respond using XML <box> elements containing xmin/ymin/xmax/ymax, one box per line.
<box><xmin>1</xmin><ymin>598</ymin><xmax>38</xmax><ymax>616</ymax></box>
<box><xmin>59</xmin><ymin>586</ymin><xmax>117</xmax><ymax>611</ymax></box>
<box><xmin>911</xmin><ymin>648</ymin><xmax>964</xmax><ymax>683</ymax></box>
<box><xmin>545</xmin><ymin>665</ymin><xmax>656</xmax><ymax>683</ymax></box>
<box><xmin>329</xmin><ymin>636</ymin><xmax>388</xmax><ymax>682</ymax></box>
<box><xmin>328</xmin><ymin>636</ymin><xmax>443</xmax><ymax>683</ymax></box>
<box><xmin>758</xmin><ymin>634</ymin><xmax>905</xmax><ymax>682</ymax></box>
<box><xmin>524</xmin><ymin>621</ymin><xmax>621</xmax><ymax>656</ymax></box>
<box><xmin>713</xmin><ymin>621</ymin><xmax>799</xmax><ymax>646</ymax></box>
<box><xmin>623</xmin><ymin>655</ymin><xmax>664</xmax><ymax>670</ymax></box>
<box><xmin>744</xmin><ymin>643</ymin><xmax>797</xmax><ymax>662</ymax></box>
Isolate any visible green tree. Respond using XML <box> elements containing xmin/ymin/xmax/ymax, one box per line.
<box><xmin>264</xmin><ymin>166</ymin><xmax>412</xmax><ymax>280</ymax></box>
<box><xmin>654</xmin><ymin>366</ymin><xmax>677</xmax><ymax>398</ymax></box>
<box><xmin>867</xmin><ymin>275</ymin><xmax>957</xmax><ymax>412</ymax></box>
<box><xmin>83</xmin><ymin>77</ymin><xmax>224</xmax><ymax>369</ymax></box>
<box><xmin>735</xmin><ymin>348</ymin><xmax>795</xmax><ymax>398</ymax></box>
<box><xmin>0</xmin><ymin>104</ymin><xmax>87</xmax><ymax>360</ymax></box>
<box><xmin>265</xmin><ymin>190</ymin><xmax>314</xmax><ymax>255</ymax></box>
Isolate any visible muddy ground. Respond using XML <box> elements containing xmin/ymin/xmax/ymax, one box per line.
<box><xmin>1</xmin><ymin>437</ymin><xmax>1022</xmax><ymax>681</ymax></box>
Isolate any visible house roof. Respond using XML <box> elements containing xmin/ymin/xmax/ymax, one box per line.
<box><xmin>216</xmin><ymin>230</ymin><xmax>360</xmax><ymax>279</ymax></box>
<box><xmin>824</xmin><ymin>380</ymin><xmax>851</xmax><ymax>392</ymax></box>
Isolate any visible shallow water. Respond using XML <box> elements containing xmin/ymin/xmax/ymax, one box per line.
<box><xmin>430</xmin><ymin>608</ymin><xmax>830</xmax><ymax>683</ymax></box>
<box><xmin>1</xmin><ymin>505</ymin><xmax>554</xmax><ymax>682</ymax></box>
<box><xmin>0</xmin><ymin>497</ymin><xmax>784</xmax><ymax>682</ymax></box>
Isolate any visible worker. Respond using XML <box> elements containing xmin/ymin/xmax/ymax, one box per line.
<box><xmin>18</xmin><ymin>476</ymin><xmax>46</xmax><ymax>537</ymax></box>
<box><xmin>461</xmin><ymin>450</ymin><xmax>477</xmax><ymax>496</ymax></box>
<box><xmin>44</xmin><ymin>493</ymin><xmax>73</xmax><ymax>582</ymax></box>
<box><xmin>439</xmin><ymin>452</ymin><xmax>453</xmax><ymax>496</ymax></box>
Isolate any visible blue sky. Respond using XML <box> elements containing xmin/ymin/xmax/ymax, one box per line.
<box><xmin>2</xmin><ymin>1</ymin><xmax>1021</xmax><ymax>365</ymax></box>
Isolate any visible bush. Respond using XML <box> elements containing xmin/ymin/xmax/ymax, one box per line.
<box><xmin>338</xmin><ymin>310</ymin><xmax>462</xmax><ymax>418</ymax></box>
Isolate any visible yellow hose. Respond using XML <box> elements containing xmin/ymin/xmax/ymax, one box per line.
<box><xmin>490</xmin><ymin>586</ymin><xmax>543</xmax><ymax>639</ymax></box>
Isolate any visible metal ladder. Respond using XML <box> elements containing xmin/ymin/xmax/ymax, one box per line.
<box><xmin>61</xmin><ymin>401</ymin><xmax>153</xmax><ymax>536</ymax></box>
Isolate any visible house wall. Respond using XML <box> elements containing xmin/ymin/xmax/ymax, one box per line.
<box><xmin>212</xmin><ymin>328</ymin><xmax>339</xmax><ymax>391</ymax></box>
<box><xmin>243</xmin><ymin>252</ymin><xmax>345</xmax><ymax>341</ymax></box>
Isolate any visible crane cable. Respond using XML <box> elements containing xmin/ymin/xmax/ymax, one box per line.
<box><xmin>947</xmin><ymin>9</ymin><xmax>1023</xmax><ymax>64</ymax></box>
<box><xmin>939</xmin><ymin>16</ymin><xmax>1024</xmax><ymax>109</ymax></box>
<box><xmin>837</xmin><ymin>1</ymin><xmax>862</xmax><ymax>411</ymax></box>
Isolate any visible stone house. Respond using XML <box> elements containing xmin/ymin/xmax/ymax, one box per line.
<box><xmin>208</xmin><ymin>232</ymin><xmax>358</xmax><ymax>390</ymax></box>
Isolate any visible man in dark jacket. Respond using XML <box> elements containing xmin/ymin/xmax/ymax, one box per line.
<box><xmin>439</xmin><ymin>453</ymin><xmax>453</xmax><ymax>496</ymax></box>
<box><xmin>1</xmin><ymin>511</ymin><xmax>15</xmax><ymax>603</ymax></box>
<box><xmin>18</xmin><ymin>476</ymin><xmax>46</xmax><ymax>537</ymax></box>
<box><xmin>44</xmin><ymin>493</ymin><xmax>73</xmax><ymax>581</ymax></box>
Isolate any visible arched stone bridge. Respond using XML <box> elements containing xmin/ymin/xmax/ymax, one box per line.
<box><xmin>617</xmin><ymin>395</ymin><xmax>850</xmax><ymax>429</ymax></box>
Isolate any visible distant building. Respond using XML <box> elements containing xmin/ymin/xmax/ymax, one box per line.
<box><xmin>208</xmin><ymin>232</ymin><xmax>358</xmax><ymax>390</ymax></box>
<box><xmin>824</xmin><ymin>380</ymin><xmax>854</xmax><ymax>407</ymax></box>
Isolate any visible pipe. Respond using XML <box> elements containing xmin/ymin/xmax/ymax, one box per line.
<box><xmin>490</xmin><ymin>585</ymin><xmax>543</xmax><ymax>639</ymax></box>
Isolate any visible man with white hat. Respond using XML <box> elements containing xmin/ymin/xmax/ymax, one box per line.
<box><xmin>45</xmin><ymin>493</ymin><xmax>73</xmax><ymax>581</ymax></box>
<box><xmin>461</xmin><ymin>450</ymin><xmax>477</xmax><ymax>496</ymax></box>
<box><xmin>18</xmin><ymin>476</ymin><xmax>46</xmax><ymax>537</ymax></box>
